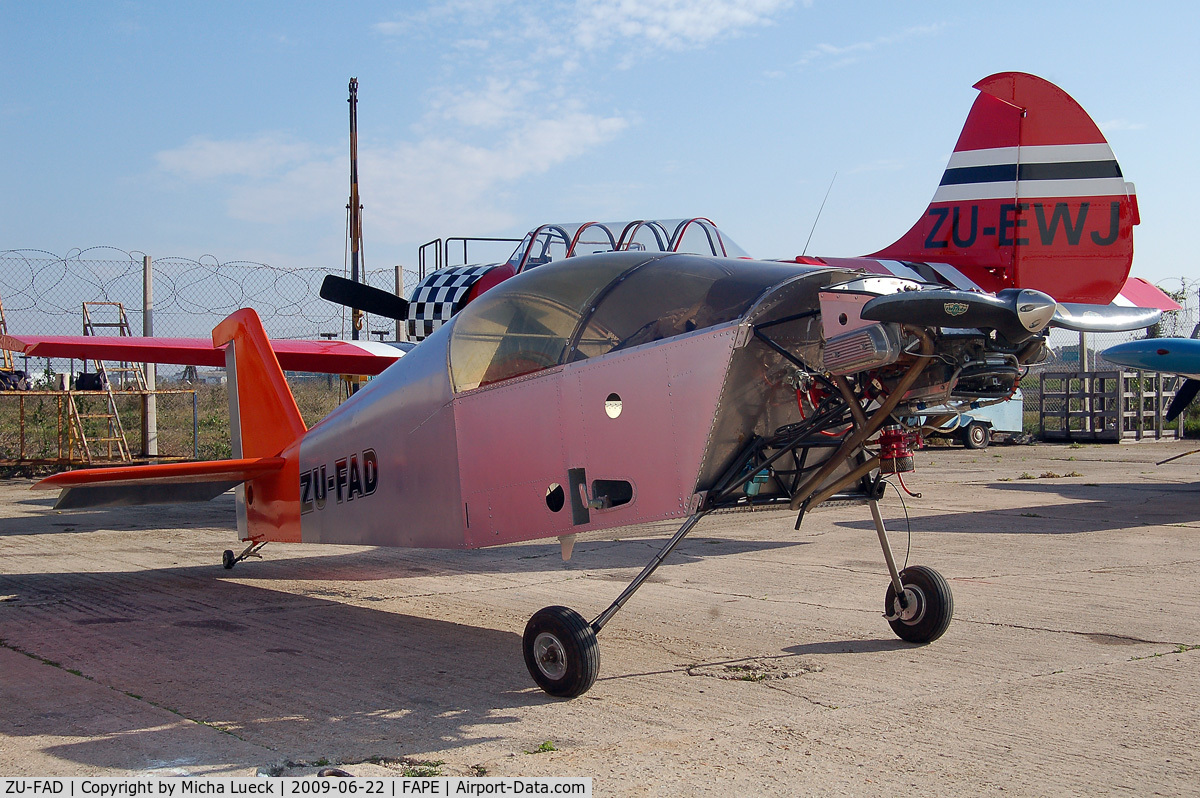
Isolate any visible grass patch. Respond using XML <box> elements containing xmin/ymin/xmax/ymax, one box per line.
<box><xmin>1131</xmin><ymin>644</ymin><xmax>1200</xmax><ymax>661</ymax></box>
<box><xmin>0</xmin><ymin>378</ymin><xmax>343</xmax><ymax>464</ymax></box>
<box><xmin>401</xmin><ymin>761</ymin><xmax>445</xmax><ymax>777</ymax></box>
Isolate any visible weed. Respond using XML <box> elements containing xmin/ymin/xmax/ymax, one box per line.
<box><xmin>526</xmin><ymin>742</ymin><xmax>557</xmax><ymax>755</ymax></box>
<box><xmin>724</xmin><ymin>665</ymin><xmax>769</xmax><ymax>682</ymax></box>
<box><xmin>1063</xmin><ymin>471</ymin><xmax>1083</xmax><ymax>477</ymax></box>
<box><xmin>1130</xmin><ymin>644</ymin><xmax>1200</xmax><ymax>661</ymax></box>
<box><xmin>401</xmin><ymin>761</ymin><xmax>445</xmax><ymax>777</ymax></box>
<box><xmin>1018</xmin><ymin>472</ymin><xmax>1035</xmax><ymax>480</ymax></box>
<box><xmin>1040</xmin><ymin>471</ymin><xmax>1061</xmax><ymax>479</ymax></box>
<box><xmin>470</xmin><ymin>766</ymin><xmax>488</xmax><ymax>777</ymax></box>
<box><xmin>1069</xmin><ymin>442</ymin><xmax>1084</xmax><ymax>449</ymax></box>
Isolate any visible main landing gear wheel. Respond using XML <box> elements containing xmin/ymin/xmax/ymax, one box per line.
<box><xmin>523</xmin><ymin>605</ymin><xmax>600</xmax><ymax>698</ymax></box>
<box><xmin>884</xmin><ymin>565</ymin><xmax>953</xmax><ymax>644</ymax></box>
<box><xmin>962</xmin><ymin>421</ymin><xmax>990</xmax><ymax>449</ymax></box>
<box><xmin>222</xmin><ymin>549</ymin><xmax>236</xmax><ymax>570</ymax></box>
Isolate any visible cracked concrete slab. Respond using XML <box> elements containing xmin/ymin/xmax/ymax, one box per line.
<box><xmin>1</xmin><ymin>439</ymin><xmax>1198</xmax><ymax>794</ymax></box>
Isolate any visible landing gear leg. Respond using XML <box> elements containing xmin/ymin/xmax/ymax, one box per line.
<box><xmin>222</xmin><ymin>541</ymin><xmax>267</xmax><ymax>570</ymax></box>
<box><xmin>869</xmin><ymin>500</ymin><xmax>952</xmax><ymax>643</ymax></box>
<box><xmin>522</xmin><ymin>512</ymin><xmax>707</xmax><ymax>698</ymax></box>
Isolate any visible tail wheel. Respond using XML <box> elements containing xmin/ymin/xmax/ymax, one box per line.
<box><xmin>962</xmin><ymin>421</ymin><xmax>990</xmax><ymax>449</ymax></box>
<box><xmin>523</xmin><ymin>606</ymin><xmax>599</xmax><ymax>698</ymax></box>
<box><xmin>884</xmin><ymin>565</ymin><xmax>953</xmax><ymax>643</ymax></box>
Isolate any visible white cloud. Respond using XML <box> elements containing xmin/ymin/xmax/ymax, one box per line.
<box><xmin>573</xmin><ymin>0</ymin><xmax>792</xmax><ymax>51</ymax></box>
<box><xmin>798</xmin><ymin>23</ymin><xmax>948</xmax><ymax>70</ymax></box>
<box><xmin>155</xmin><ymin>113</ymin><xmax>628</xmax><ymax>237</ymax></box>
<box><xmin>155</xmin><ymin>0</ymin><xmax>787</xmax><ymax>249</ymax></box>
<box><xmin>378</xmin><ymin>0</ymin><xmax>793</xmax><ymax>59</ymax></box>
<box><xmin>848</xmin><ymin>158</ymin><xmax>908</xmax><ymax>175</ymax></box>
<box><xmin>1099</xmin><ymin>118</ymin><xmax>1147</xmax><ymax>132</ymax></box>
<box><xmin>426</xmin><ymin>78</ymin><xmax>540</xmax><ymax>129</ymax></box>
<box><xmin>155</xmin><ymin>135</ymin><xmax>326</xmax><ymax>180</ymax></box>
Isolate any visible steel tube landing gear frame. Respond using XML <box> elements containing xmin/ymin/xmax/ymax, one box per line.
<box><xmin>868</xmin><ymin>498</ymin><xmax>954</xmax><ymax>644</ymax></box>
<box><xmin>523</xmin><ymin>511</ymin><xmax>708</xmax><ymax>698</ymax></box>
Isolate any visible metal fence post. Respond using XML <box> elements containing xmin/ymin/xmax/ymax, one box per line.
<box><xmin>141</xmin><ymin>254</ymin><xmax>158</xmax><ymax>458</ymax></box>
<box><xmin>395</xmin><ymin>264</ymin><xmax>406</xmax><ymax>341</ymax></box>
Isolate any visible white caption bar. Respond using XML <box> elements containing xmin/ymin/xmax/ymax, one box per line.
<box><xmin>0</xmin><ymin>778</ymin><xmax>592</xmax><ymax>798</ymax></box>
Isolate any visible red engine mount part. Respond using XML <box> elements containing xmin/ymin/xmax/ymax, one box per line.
<box><xmin>879</xmin><ymin>424</ymin><xmax>915</xmax><ymax>474</ymax></box>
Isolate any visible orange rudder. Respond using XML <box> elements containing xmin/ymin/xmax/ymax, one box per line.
<box><xmin>212</xmin><ymin>309</ymin><xmax>307</xmax><ymax>543</ymax></box>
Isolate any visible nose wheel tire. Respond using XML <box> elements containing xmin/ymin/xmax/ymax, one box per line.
<box><xmin>222</xmin><ymin>549</ymin><xmax>236</xmax><ymax>570</ymax></box>
<box><xmin>884</xmin><ymin>565</ymin><xmax>953</xmax><ymax>643</ymax></box>
<box><xmin>523</xmin><ymin>605</ymin><xmax>600</xmax><ymax>698</ymax></box>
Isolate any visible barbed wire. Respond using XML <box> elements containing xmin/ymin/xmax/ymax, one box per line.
<box><xmin>0</xmin><ymin>248</ymin><xmax>422</xmax><ymax>342</ymax></box>
<box><xmin>1</xmin><ymin>247</ymin><xmax>1194</xmax><ymax>363</ymax></box>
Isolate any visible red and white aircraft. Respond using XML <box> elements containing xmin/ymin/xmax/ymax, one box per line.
<box><xmin>16</xmin><ymin>73</ymin><xmax>1168</xmax><ymax>697</ymax></box>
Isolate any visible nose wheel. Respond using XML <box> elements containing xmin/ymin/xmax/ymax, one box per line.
<box><xmin>884</xmin><ymin>564</ymin><xmax>953</xmax><ymax>643</ymax></box>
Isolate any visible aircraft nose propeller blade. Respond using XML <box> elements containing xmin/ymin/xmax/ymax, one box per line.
<box><xmin>1166</xmin><ymin>378</ymin><xmax>1200</xmax><ymax>422</ymax></box>
<box><xmin>1050</xmin><ymin>303</ymin><xmax>1161</xmax><ymax>333</ymax></box>
<box><xmin>860</xmin><ymin>288</ymin><xmax>1052</xmax><ymax>344</ymax></box>
<box><xmin>319</xmin><ymin>275</ymin><xmax>410</xmax><ymax>321</ymax></box>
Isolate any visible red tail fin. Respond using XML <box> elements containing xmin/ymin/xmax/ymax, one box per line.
<box><xmin>871</xmin><ymin>72</ymin><xmax>1137</xmax><ymax>304</ymax></box>
<box><xmin>212</xmin><ymin>308</ymin><xmax>306</xmax><ymax>542</ymax></box>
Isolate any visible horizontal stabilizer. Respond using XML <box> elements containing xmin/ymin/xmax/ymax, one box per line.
<box><xmin>1052</xmin><ymin>303</ymin><xmax>1160</xmax><ymax>333</ymax></box>
<box><xmin>34</xmin><ymin>457</ymin><xmax>285</xmax><ymax>510</ymax></box>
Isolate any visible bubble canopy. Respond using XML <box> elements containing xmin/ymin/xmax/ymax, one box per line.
<box><xmin>449</xmin><ymin>251</ymin><xmax>809</xmax><ymax>392</ymax></box>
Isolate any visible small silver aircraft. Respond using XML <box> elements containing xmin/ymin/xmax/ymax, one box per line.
<box><xmin>31</xmin><ymin>72</ymin><xmax>1163</xmax><ymax>697</ymax></box>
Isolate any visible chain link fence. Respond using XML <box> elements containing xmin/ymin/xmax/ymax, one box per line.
<box><xmin>0</xmin><ymin>247</ymin><xmax>422</xmax><ymax>342</ymax></box>
<box><xmin>0</xmin><ymin>248</ymin><xmax>423</xmax><ymax>466</ymax></box>
<box><xmin>1022</xmin><ymin>277</ymin><xmax>1200</xmax><ymax>438</ymax></box>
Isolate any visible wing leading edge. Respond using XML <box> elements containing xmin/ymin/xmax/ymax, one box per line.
<box><xmin>0</xmin><ymin>334</ymin><xmax>404</xmax><ymax>375</ymax></box>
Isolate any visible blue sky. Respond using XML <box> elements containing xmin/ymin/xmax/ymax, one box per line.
<box><xmin>2</xmin><ymin>1</ymin><xmax>1197</xmax><ymax>290</ymax></box>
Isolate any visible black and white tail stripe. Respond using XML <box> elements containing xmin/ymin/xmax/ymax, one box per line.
<box><xmin>406</xmin><ymin>264</ymin><xmax>494</xmax><ymax>341</ymax></box>
<box><xmin>933</xmin><ymin>144</ymin><xmax>1130</xmax><ymax>203</ymax></box>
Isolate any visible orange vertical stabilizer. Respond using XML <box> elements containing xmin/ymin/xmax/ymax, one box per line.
<box><xmin>212</xmin><ymin>308</ymin><xmax>307</xmax><ymax>543</ymax></box>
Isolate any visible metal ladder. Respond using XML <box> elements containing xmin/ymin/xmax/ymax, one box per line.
<box><xmin>82</xmin><ymin>301</ymin><xmax>146</xmax><ymax>390</ymax></box>
<box><xmin>67</xmin><ymin>390</ymin><xmax>132</xmax><ymax>463</ymax></box>
<box><xmin>68</xmin><ymin>301</ymin><xmax>139</xmax><ymax>462</ymax></box>
<box><xmin>0</xmin><ymin>297</ymin><xmax>12</xmax><ymax>372</ymax></box>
